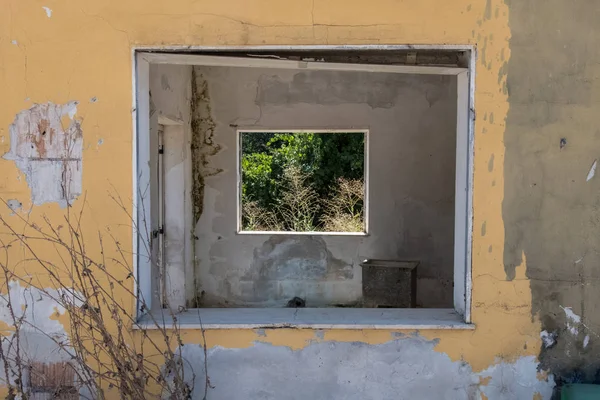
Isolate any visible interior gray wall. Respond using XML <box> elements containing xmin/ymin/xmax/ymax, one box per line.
<box><xmin>150</xmin><ymin>63</ymin><xmax>193</xmax><ymax>311</ymax></box>
<box><xmin>193</xmin><ymin>65</ymin><xmax>457</xmax><ymax>308</ymax></box>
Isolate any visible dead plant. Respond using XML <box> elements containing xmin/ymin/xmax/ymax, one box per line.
<box><xmin>0</xmin><ymin>194</ymin><xmax>210</xmax><ymax>400</ymax></box>
<box><xmin>241</xmin><ymin>201</ymin><xmax>283</xmax><ymax>232</ymax></box>
<box><xmin>321</xmin><ymin>178</ymin><xmax>365</xmax><ymax>232</ymax></box>
<box><xmin>275</xmin><ymin>165</ymin><xmax>320</xmax><ymax>232</ymax></box>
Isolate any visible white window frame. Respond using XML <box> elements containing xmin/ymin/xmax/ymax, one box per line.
<box><xmin>237</xmin><ymin>129</ymin><xmax>369</xmax><ymax>236</ymax></box>
<box><xmin>132</xmin><ymin>45</ymin><xmax>475</xmax><ymax>330</ymax></box>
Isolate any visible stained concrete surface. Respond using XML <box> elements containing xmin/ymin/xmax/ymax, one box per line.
<box><xmin>503</xmin><ymin>0</ymin><xmax>600</xmax><ymax>389</ymax></box>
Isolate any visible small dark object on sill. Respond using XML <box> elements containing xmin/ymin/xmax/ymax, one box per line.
<box><xmin>286</xmin><ymin>297</ymin><xmax>306</xmax><ymax>308</ymax></box>
<box><xmin>360</xmin><ymin>259</ymin><xmax>419</xmax><ymax>308</ymax></box>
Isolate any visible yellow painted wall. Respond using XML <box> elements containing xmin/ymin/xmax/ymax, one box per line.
<box><xmin>0</xmin><ymin>0</ymin><xmax>555</xmax><ymax>398</ymax></box>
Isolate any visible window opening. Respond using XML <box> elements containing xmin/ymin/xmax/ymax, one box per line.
<box><xmin>238</xmin><ymin>130</ymin><xmax>367</xmax><ymax>234</ymax></box>
<box><xmin>135</xmin><ymin>48</ymin><xmax>474</xmax><ymax>327</ymax></box>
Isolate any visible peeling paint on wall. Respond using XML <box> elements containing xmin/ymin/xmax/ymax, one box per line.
<box><xmin>169</xmin><ymin>336</ymin><xmax>554</xmax><ymax>399</ymax></box>
<box><xmin>478</xmin><ymin>356</ymin><xmax>554</xmax><ymax>399</ymax></box>
<box><xmin>0</xmin><ymin>281</ymin><xmax>90</xmax><ymax>398</ymax></box>
<box><xmin>5</xmin><ymin>199</ymin><xmax>22</xmax><ymax>215</ymax></box>
<box><xmin>3</xmin><ymin>102</ymin><xmax>83</xmax><ymax>207</ymax></box>
<box><xmin>190</xmin><ymin>69</ymin><xmax>222</xmax><ymax>227</ymax></box>
<box><xmin>0</xmin><ymin>281</ymin><xmax>81</xmax><ymax>377</ymax></box>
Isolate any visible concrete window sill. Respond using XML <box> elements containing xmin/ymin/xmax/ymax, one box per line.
<box><xmin>135</xmin><ymin>308</ymin><xmax>474</xmax><ymax>330</ymax></box>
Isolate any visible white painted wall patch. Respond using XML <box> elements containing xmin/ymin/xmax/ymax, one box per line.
<box><xmin>3</xmin><ymin>102</ymin><xmax>83</xmax><ymax>207</ymax></box>
<box><xmin>560</xmin><ymin>305</ymin><xmax>582</xmax><ymax>335</ymax></box>
<box><xmin>586</xmin><ymin>160</ymin><xmax>597</xmax><ymax>181</ymax></box>
<box><xmin>540</xmin><ymin>330</ymin><xmax>556</xmax><ymax>348</ymax></box>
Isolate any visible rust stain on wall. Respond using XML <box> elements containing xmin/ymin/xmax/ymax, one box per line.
<box><xmin>190</xmin><ymin>69</ymin><xmax>222</xmax><ymax>226</ymax></box>
<box><xmin>3</xmin><ymin>102</ymin><xmax>83</xmax><ymax>207</ymax></box>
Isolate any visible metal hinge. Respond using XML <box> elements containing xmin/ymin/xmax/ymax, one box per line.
<box><xmin>152</xmin><ymin>226</ymin><xmax>164</xmax><ymax>238</ymax></box>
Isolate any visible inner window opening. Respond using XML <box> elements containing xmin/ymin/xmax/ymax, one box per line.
<box><xmin>238</xmin><ymin>130</ymin><xmax>367</xmax><ymax>234</ymax></box>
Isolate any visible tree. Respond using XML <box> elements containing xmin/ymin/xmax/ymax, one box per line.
<box><xmin>240</xmin><ymin>131</ymin><xmax>365</xmax><ymax>231</ymax></box>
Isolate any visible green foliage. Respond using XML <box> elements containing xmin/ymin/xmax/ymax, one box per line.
<box><xmin>240</xmin><ymin>131</ymin><xmax>365</xmax><ymax>232</ymax></box>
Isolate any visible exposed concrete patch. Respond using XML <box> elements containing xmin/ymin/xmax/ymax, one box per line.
<box><xmin>251</xmin><ymin>236</ymin><xmax>353</xmax><ymax>281</ymax></box>
<box><xmin>6</xmin><ymin>199</ymin><xmax>22</xmax><ymax>214</ymax></box>
<box><xmin>170</xmin><ymin>337</ymin><xmax>553</xmax><ymax>399</ymax></box>
<box><xmin>3</xmin><ymin>102</ymin><xmax>83</xmax><ymax>207</ymax></box>
<box><xmin>0</xmin><ymin>282</ymin><xmax>92</xmax><ymax>398</ymax></box>
<box><xmin>236</xmin><ymin>236</ymin><xmax>355</xmax><ymax>306</ymax></box>
<box><xmin>0</xmin><ymin>281</ymin><xmax>83</xmax><ymax>381</ymax></box>
<box><xmin>477</xmin><ymin>356</ymin><xmax>554</xmax><ymax>399</ymax></box>
<box><xmin>0</xmin><ymin>281</ymin><xmax>74</xmax><ymax>336</ymax></box>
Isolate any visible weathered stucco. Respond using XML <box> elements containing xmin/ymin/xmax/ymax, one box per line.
<box><xmin>1</xmin><ymin>0</ymin><xmax>591</xmax><ymax>397</ymax></box>
<box><xmin>502</xmin><ymin>0</ymin><xmax>600</xmax><ymax>388</ymax></box>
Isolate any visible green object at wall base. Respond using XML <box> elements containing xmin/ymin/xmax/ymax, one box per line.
<box><xmin>561</xmin><ymin>384</ymin><xmax>600</xmax><ymax>400</ymax></box>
